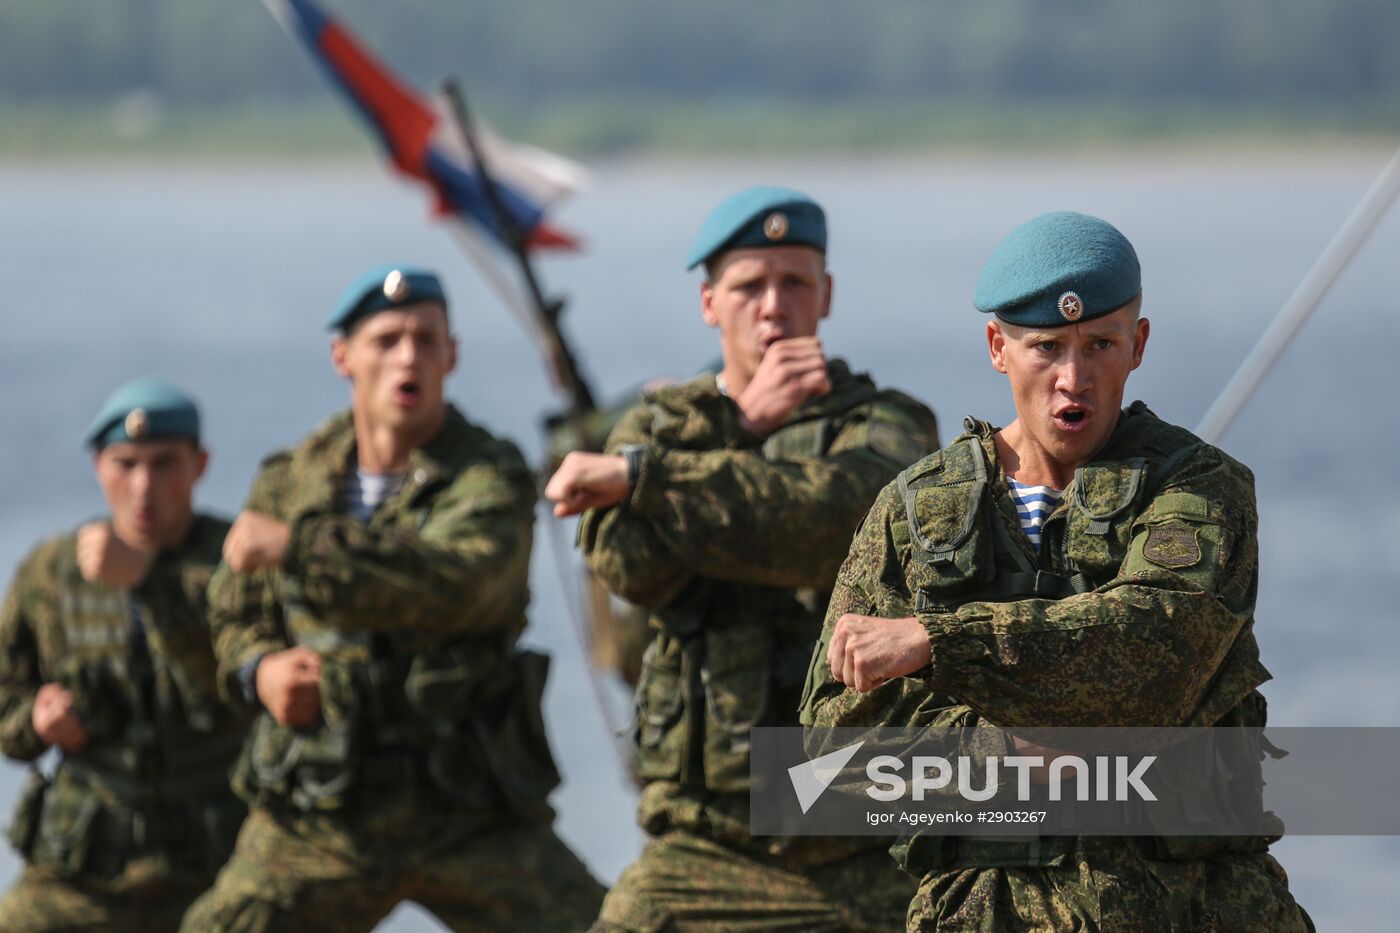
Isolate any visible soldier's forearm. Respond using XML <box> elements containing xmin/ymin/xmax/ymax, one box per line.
<box><xmin>627</xmin><ymin>446</ymin><xmax>890</xmax><ymax>589</ymax></box>
<box><xmin>282</xmin><ymin>513</ymin><xmax>530</xmax><ymax>635</ymax></box>
<box><xmin>922</xmin><ymin>582</ymin><xmax>1252</xmax><ymax>727</ymax></box>
<box><xmin>579</xmin><ymin>505</ymin><xmax>694</xmax><ymax>608</ymax></box>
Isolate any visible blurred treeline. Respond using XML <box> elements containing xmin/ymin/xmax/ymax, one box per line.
<box><xmin>3</xmin><ymin>0</ymin><xmax>1398</xmax><ymax>153</ymax></box>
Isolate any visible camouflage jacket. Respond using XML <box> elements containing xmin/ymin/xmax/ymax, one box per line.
<box><xmin>800</xmin><ymin>403</ymin><xmax>1273</xmax><ymax>868</ymax></box>
<box><xmin>0</xmin><ymin>515</ymin><xmax>248</xmax><ymax>887</ymax></box>
<box><xmin>209</xmin><ymin>406</ymin><xmax>552</xmax><ymax>863</ymax></box>
<box><xmin>580</xmin><ymin>359</ymin><xmax>939</xmax><ymax>852</ymax></box>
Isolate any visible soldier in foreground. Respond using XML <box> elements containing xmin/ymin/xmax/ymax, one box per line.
<box><xmin>547</xmin><ymin>187</ymin><xmax>941</xmax><ymax>932</ymax></box>
<box><xmin>0</xmin><ymin>380</ymin><xmax>247</xmax><ymax>931</ymax></box>
<box><xmin>803</xmin><ymin>212</ymin><xmax>1312</xmax><ymax>930</ymax></box>
<box><xmin>182</xmin><ymin>266</ymin><xmax>604</xmax><ymax>931</ymax></box>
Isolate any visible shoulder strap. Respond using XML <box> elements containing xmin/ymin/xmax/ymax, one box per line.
<box><xmin>1145</xmin><ymin>441</ymin><xmax>1203</xmax><ymax>500</ymax></box>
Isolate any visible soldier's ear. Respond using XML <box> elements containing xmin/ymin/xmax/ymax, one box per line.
<box><xmin>1130</xmin><ymin>316</ymin><xmax>1150</xmax><ymax>370</ymax></box>
<box><xmin>446</xmin><ymin>336</ymin><xmax>459</xmax><ymax>375</ymax></box>
<box><xmin>987</xmin><ymin>321</ymin><xmax>1009</xmax><ymax>374</ymax></box>
<box><xmin>330</xmin><ymin>335</ymin><xmax>352</xmax><ymax>379</ymax></box>
<box><xmin>700</xmin><ymin>280</ymin><xmax>720</xmax><ymax>328</ymax></box>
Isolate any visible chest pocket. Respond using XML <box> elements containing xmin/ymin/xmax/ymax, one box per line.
<box><xmin>762</xmin><ymin>416</ymin><xmax>833</xmax><ymax>460</ymax></box>
<box><xmin>1063</xmin><ymin>458</ymin><xmax>1148</xmax><ymax>582</ymax></box>
<box><xmin>899</xmin><ymin>439</ymin><xmax>996</xmax><ymax>609</ymax></box>
<box><xmin>57</xmin><ymin>580</ymin><xmax>128</xmax><ymax>660</ymax></box>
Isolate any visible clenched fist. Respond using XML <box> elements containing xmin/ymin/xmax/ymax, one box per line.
<box><xmin>76</xmin><ymin>522</ymin><xmax>151</xmax><ymax>589</ymax></box>
<box><xmin>31</xmin><ymin>683</ymin><xmax>89</xmax><ymax>752</ymax></box>
<box><xmin>544</xmin><ymin>452</ymin><xmax>630</xmax><ymax>518</ymax></box>
<box><xmin>223</xmin><ymin>510</ymin><xmax>291</xmax><ymax>573</ymax></box>
<box><xmin>255</xmin><ymin>646</ymin><xmax>322</xmax><ymax>728</ymax></box>
<box><xmin>735</xmin><ymin>337</ymin><xmax>830</xmax><ymax>436</ymax></box>
<box><xmin>826</xmin><ymin>613</ymin><xmax>931</xmax><ymax>692</ymax></box>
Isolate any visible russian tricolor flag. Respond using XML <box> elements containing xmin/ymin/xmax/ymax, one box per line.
<box><xmin>262</xmin><ymin>0</ymin><xmax>583</xmax><ymax>252</ymax></box>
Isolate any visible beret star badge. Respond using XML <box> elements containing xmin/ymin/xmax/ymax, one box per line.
<box><xmin>763</xmin><ymin>212</ymin><xmax>789</xmax><ymax>241</ymax></box>
<box><xmin>124</xmin><ymin>408</ymin><xmax>149</xmax><ymax>439</ymax></box>
<box><xmin>1058</xmin><ymin>291</ymin><xmax>1084</xmax><ymax>322</ymax></box>
<box><xmin>382</xmin><ymin>269</ymin><xmax>409</xmax><ymax>302</ymax></box>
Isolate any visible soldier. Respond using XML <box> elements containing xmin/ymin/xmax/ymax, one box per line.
<box><xmin>803</xmin><ymin>212</ymin><xmax>1313</xmax><ymax>931</ymax></box>
<box><xmin>546</xmin><ymin>187</ymin><xmax>942</xmax><ymax>932</ymax></box>
<box><xmin>0</xmin><ymin>379</ymin><xmax>248</xmax><ymax>932</ymax></box>
<box><xmin>181</xmin><ymin>266</ymin><xmax>605</xmax><ymax>931</ymax></box>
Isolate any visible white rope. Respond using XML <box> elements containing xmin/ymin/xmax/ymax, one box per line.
<box><xmin>540</xmin><ymin>508</ymin><xmax>632</xmax><ymax>765</ymax></box>
<box><xmin>1197</xmin><ymin>144</ymin><xmax>1400</xmax><ymax>444</ymax></box>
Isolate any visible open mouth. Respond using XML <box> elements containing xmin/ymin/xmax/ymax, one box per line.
<box><xmin>1053</xmin><ymin>406</ymin><xmax>1091</xmax><ymax>431</ymax></box>
<box><xmin>395</xmin><ymin>380</ymin><xmax>421</xmax><ymax>405</ymax></box>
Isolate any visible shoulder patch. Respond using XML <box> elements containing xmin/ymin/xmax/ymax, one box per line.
<box><xmin>1142</xmin><ymin>521</ymin><xmax>1201</xmax><ymax>569</ymax></box>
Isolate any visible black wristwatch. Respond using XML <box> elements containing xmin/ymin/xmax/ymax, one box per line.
<box><xmin>619</xmin><ymin>443</ymin><xmax>647</xmax><ymax>488</ymax></box>
<box><xmin>237</xmin><ymin>655</ymin><xmax>265</xmax><ymax>707</ymax></box>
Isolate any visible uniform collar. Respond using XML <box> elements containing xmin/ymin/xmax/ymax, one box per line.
<box><xmin>293</xmin><ymin>405</ymin><xmax>471</xmax><ymax>507</ymax></box>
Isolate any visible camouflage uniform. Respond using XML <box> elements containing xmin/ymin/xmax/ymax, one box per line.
<box><xmin>581</xmin><ymin>360</ymin><xmax>939</xmax><ymax>932</ymax></box>
<box><xmin>181</xmin><ymin>407</ymin><xmax>604</xmax><ymax>932</ymax></box>
<box><xmin>800</xmin><ymin>404</ymin><xmax>1313</xmax><ymax>932</ymax></box>
<box><xmin>0</xmin><ymin>516</ymin><xmax>248</xmax><ymax>933</ymax></box>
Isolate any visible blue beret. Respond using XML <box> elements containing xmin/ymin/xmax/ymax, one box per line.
<box><xmin>685</xmin><ymin>186</ymin><xmax>826</xmax><ymax>271</ymax></box>
<box><xmin>328</xmin><ymin>264</ymin><xmax>448</xmax><ymax>333</ymax></box>
<box><xmin>974</xmin><ymin>211</ymin><xmax>1141</xmax><ymax>327</ymax></box>
<box><xmin>85</xmin><ymin>379</ymin><xmax>200</xmax><ymax>449</ymax></box>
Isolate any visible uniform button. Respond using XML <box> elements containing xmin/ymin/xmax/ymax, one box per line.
<box><xmin>413</xmin><ymin>468</ymin><xmax>428</xmax><ymax>485</ymax></box>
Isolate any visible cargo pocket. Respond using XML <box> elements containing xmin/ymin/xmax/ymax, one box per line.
<box><xmin>465</xmin><ymin>649</ymin><xmax>562</xmax><ymax>819</ymax></box>
<box><xmin>405</xmin><ymin>645</ymin><xmax>495</xmax><ymax>809</ymax></box>
<box><xmin>405</xmin><ymin>653</ymin><xmax>475</xmax><ymax>715</ymax></box>
<box><xmin>288</xmin><ymin>724</ymin><xmax>356</xmax><ymax>812</ymax></box>
<box><xmin>5</xmin><ymin>769</ymin><xmax>47</xmax><ymax>858</ymax></box>
<box><xmin>422</xmin><ymin>728</ymin><xmax>494</xmax><ymax>811</ymax></box>
<box><xmin>244</xmin><ymin>713</ymin><xmax>302</xmax><ymax>802</ymax></box>
<box><xmin>631</xmin><ymin>638</ymin><xmax>687</xmax><ymax>784</ymax></box>
<box><xmin>702</xmin><ymin>625</ymin><xmax>774</xmax><ymax>793</ymax></box>
<box><xmin>32</xmin><ymin>788</ymin><xmax>101</xmax><ymax>877</ymax></box>
<box><xmin>900</xmin><ymin>442</ymin><xmax>995</xmax><ymax>609</ymax></box>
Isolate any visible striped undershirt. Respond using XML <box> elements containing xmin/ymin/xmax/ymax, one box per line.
<box><xmin>1007</xmin><ymin>479</ymin><xmax>1063</xmax><ymax>551</ymax></box>
<box><xmin>343</xmin><ymin>468</ymin><xmax>404</xmax><ymax>523</ymax></box>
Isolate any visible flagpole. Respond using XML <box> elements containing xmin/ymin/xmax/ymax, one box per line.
<box><xmin>441</xmin><ymin>80</ymin><xmax>633</xmax><ymax>761</ymax></box>
<box><xmin>1196</xmin><ymin>144</ymin><xmax>1400</xmax><ymax>444</ymax></box>
<box><xmin>441</xmin><ymin>78</ymin><xmax>597</xmax><ymax>416</ymax></box>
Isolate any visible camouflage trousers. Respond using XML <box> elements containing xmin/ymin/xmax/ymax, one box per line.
<box><xmin>593</xmin><ymin>830</ymin><xmax>915</xmax><ymax>933</ymax></box>
<box><xmin>179</xmin><ymin>808</ymin><xmax>605</xmax><ymax>932</ymax></box>
<box><xmin>0</xmin><ymin>865</ymin><xmax>208</xmax><ymax>932</ymax></box>
<box><xmin>908</xmin><ymin>839</ymin><xmax>1313</xmax><ymax>932</ymax></box>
